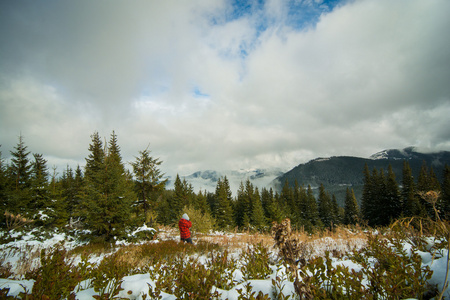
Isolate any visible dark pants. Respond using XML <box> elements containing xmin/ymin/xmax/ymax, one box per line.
<box><xmin>181</xmin><ymin>237</ymin><xmax>193</xmax><ymax>244</ymax></box>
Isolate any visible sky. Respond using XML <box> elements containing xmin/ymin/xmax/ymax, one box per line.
<box><xmin>1</xmin><ymin>0</ymin><xmax>450</xmax><ymax>179</ymax></box>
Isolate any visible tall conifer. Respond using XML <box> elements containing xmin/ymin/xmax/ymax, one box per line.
<box><xmin>81</xmin><ymin>131</ymin><xmax>135</xmax><ymax>241</ymax></box>
<box><xmin>344</xmin><ymin>188</ymin><xmax>359</xmax><ymax>225</ymax></box>
<box><xmin>8</xmin><ymin>135</ymin><xmax>33</xmax><ymax>215</ymax></box>
<box><xmin>214</xmin><ymin>176</ymin><xmax>234</xmax><ymax>229</ymax></box>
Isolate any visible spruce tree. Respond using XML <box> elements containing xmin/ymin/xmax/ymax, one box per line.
<box><xmin>131</xmin><ymin>146</ymin><xmax>166</xmax><ymax>220</ymax></box>
<box><xmin>81</xmin><ymin>131</ymin><xmax>135</xmax><ymax>241</ymax></box>
<box><xmin>7</xmin><ymin>135</ymin><xmax>33</xmax><ymax>215</ymax></box>
<box><xmin>417</xmin><ymin>161</ymin><xmax>440</xmax><ymax>217</ymax></box>
<box><xmin>0</xmin><ymin>147</ymin><xmax>7</xmax><ymax>203</ymax></box>
<box><xmin>251</xmin><ymin>187</ymin><xmax>266</xmax><ymax>231</ymax></box>
<box><xmin>344</xmin><ymin>188</ymin><xmax>359</xmax><ymax>225</ymax></box>
<box><xmin>373</xmin><ymin>168</ymin><xmax>387</xmax><ymax>226</ymax></box>
<box><xmin>214</xmin><ymin>176</ymin><xmax>234</xmax><ymax>229</ymax></box>
<box><xmin>261</xmin><ymin>187</ymin><xmax>283</xmax><ymax>224</ymax></box>
<box><xmin>385</xmin><ymin>164</ymin><xmax>401</xmax><ymax>223</ymax></box>
<box><xmin>0</xmin><ymin>147</ymin><xmax>7</xmax><ymax>226</ymax></box>
<box><xmin>318</xmin><ymin>183</ymin><xmax>333</xmax><ymax>228</ymax></box>
<box><xmin>235</xmin><ymin>181</ymin><xmax>248</xmax><ymax>228</ymax></box>
<box><xmin>440</xmin><ymin>165</ymin><xmax>450</xmax><ymax>219</ymax></box>
<box><xmin>306</xmin><ymin>185</ymin><xmax>321</xmax><ymax>227</ymax></box>
<box><xmin>30</xmin><ymin>153</ymin><xmax>50</xmax><ymax>212</ymax></box>
<box><xmin>279</xmin><ymin>180</ymin><xmax>293</xmax><ymax>218</ymax></box>
<box><xmin>402</xmin><ymin>161</ymin><xmax>420</xmax><ymax>217</ymax></box>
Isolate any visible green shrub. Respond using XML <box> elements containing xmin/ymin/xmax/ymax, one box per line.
<box><xmin>206</xmin><ymin>249</ymin><xmax>238</xmax><ymax>289</ymax></box>
<box><xmin>28</xmin><ymin>246</ymin><xmax>80</xmax><ymax>299</ymax></box>
<box><xmin>240</xmin><ymin>242</ymin><xmax>271</xmax><ymax>280</ymax></box>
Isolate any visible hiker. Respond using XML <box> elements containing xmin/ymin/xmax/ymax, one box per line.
<box><xmin>178</xmin><ymin>213</ymin><xmax>193</xmax><ymax>244</ymax></box>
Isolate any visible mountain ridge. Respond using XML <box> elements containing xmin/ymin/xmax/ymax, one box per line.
<box><xmin>273</xmin><ymin>147</ymin><xmax>450</xmax><ymax>205</ymax></box>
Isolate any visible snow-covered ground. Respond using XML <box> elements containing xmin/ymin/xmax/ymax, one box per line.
<box><xmin>0</xmin><ymin>226</ymin><xmax>449</xmax><ymax>299</ymax></box>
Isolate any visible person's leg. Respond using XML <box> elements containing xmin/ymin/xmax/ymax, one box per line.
<box><xmin>186</xmin><ymin>237</ymin><xmax>193</xmax><ymax>244</ymax></box>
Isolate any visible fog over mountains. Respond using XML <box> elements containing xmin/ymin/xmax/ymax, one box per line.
<box><xmin>167</xmin><ymin>147</ymin><xmax>450</xmax><ymax>204</ymax></box>
<box><xmin>166</xmin><ymin>168</ymin><xmax>284</xmax><ymax>195</ymax></box>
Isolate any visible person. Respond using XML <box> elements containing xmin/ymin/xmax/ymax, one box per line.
<box><xmin>178</xmin><ymin>213</ymin><xmax>193</xmax><ymax>244</ymax></box>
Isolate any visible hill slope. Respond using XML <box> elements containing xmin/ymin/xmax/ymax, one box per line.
<box><xmin>273</xmin><ymin>147</ymin><xmax>450</xmax><ymax>205</ymax></box>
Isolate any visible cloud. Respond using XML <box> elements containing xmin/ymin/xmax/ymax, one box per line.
<box><xmin>1</xmin><ymin>0</ymin><xmax>450</xmax><ymax>178</ymax></box>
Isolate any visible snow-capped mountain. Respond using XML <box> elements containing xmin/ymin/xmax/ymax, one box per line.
<box><xmin>273</xmin><ymin>147</ymin><xmax>450</xmax><ymax>205</ymax></box>
<box><xmin>166</xmin><ymin>168</ymin><xmax>285</xmax><ymax>195</ymax></box>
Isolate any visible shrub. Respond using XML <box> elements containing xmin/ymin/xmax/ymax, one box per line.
<box><xmin>240</xmin><ymin>242</ymin><xmax>271</xmax><ymax>280</ymax></box>
<box><xmin>27</xmin><ymin>246</ymin><xmax>80</xmax><ymax>299</ymax></box>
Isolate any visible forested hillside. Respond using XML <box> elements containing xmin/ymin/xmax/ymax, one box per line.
<box><xmin>274</xmin><ymin>148</ymin><xmax>450</xmax><ymax>205</ymax></box>
<box><xmin>1</xmin><ymin>134</ymin><xmax>450</xmax><ymax>242</ymax></box>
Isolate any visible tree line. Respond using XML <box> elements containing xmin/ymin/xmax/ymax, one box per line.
<box><xmin>1</xmin><ymin>132</ymin><xmax>449</xmax><ymax>241</ymax></box>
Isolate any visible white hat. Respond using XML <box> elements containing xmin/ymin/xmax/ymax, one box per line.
<box><xmin>182</xmin><ymin>213</ymin><xmax>189</xmax><ymax>221</ymax></box>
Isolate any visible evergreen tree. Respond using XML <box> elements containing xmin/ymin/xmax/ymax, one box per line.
<box><xmin>344</xmin><ymin>188</ymin><xmax>359</xmax><ymax>225</ymax></box>
<box><xmin>131</xmin><ymin>146</ymin><xmax>166</xmax><ymax>220</ymax></box>
<box><xmin>318</xmin><ymin>183</ymin><xmax>333</xmax><ymax>228</ymax></box>
<box><xmin>166</xmin><ymin>175</ymin><xmax>194</xmax><ymax>224</ymax></box>
<box><xmin>261</xmin><ymin>187</ymin><xmax>283</xmax><ymax>224</ymax></box>
<box><xmin>0</xmin><ymin>146</ymin><xmax>7</xmax><ymax>226</ymax></box>
<box><xmin>30</xmin><ymin>153</ymin><xmax>50</xmax><ymax>212</ymax></box>
<box><xmin>331</xmin><ymin>194</ymin><xmax>341</xmax><ymax>225</ymax></box>
<box><xmin>373</xmin><ymin>168</ymin><xmax>387</xmax><ymax>226</ymax></box>
<box><xmin>417</xmin><ymin>161</ymin><xmax>440</xmax><ymax>217</ymax></box>
<box><xmin>7</xmin><ymin>135</ymin><xmax>33</xmax><ymax>215</ymax></box>
<box><xmin>214</xmin><ymin>176</ymin><xmax>234</xmax><ymax>229</ymax></box>
<box><xmin>402</xmin><ymin>161</ymin><xmax>420</xmax><ymax>217</ymax></box>
<box><xmin>81</xmin><ymin>131</ymin><xmax>135</xmax><ymax>241</ymax></box>
<box><xmin>361</xmin><ymin>164</ymin><xmax>373</xmax><ymax>225</ymax></box>
<box><xmin>440</xmin><ymin>165</ymin><xmax>450</xmax><ymax>219</ymax></box>
<box><xmin>279</xmin><ymin>180</ymin><xmax>293</xmax><ymax>218</ymax></box>
<box><xmin>251</xmin><ymin>187</ymin><xmax>266</xmax><ymax>231</ymax></box>
<box><xmin>384</xmin><ymin>164</ymin><xmax>402</xmax><ymax>223</ymax></box>
<box><xmin>193</xmin><ymin>190</ymin><xmax>211</xmax><ymax>215</ymax></box>
<box><xmin>235</xmin><ymin>181</ymin><xmax>249</xmax><ymax>228</ymax></box>
<box><xmin>306</xmin><ymin>185</ymin><xmax>320</xmax><ymax>227</ymax></box>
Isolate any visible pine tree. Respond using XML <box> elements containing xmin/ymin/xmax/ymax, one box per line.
<box><xmin>279</xmin><ymin>180</ymin><xmax>293</xmax><ymax>218</ymax></box>
<box><xmin>385</xmin><ymin>164</ymin><xmax>402</xmax><ymax>223</ymax></box>
<box><xmin>214</xmin><ymin>176</ymin><xmax>234</xmax><ymax>229</ymax></box>
<box><xmin>131</xmin><ymin>146</ymin><xmax>167</xmax><ymax>220</ymax></box>
<box><xmin>344</xmin><ymin>188</ymin><xmax>359</xmax><ymax>225</ymax></box>
<box><xmin>0</xmin><ymin>146</ymin><xmax>7</xmax><ymax>226</ymax></box>
<box><xmin>30</xmin><ymin>153</ymin><xmax>50</xmax><ymax>212</ymax></box>
<box><xmin>235</xmin><ymin>181</ymin><xmax>248</xmax><ymax>228</ymax></box>
<box><xmin>373</xmin><ymin>168</ymin><xmax>387</xmax><ymax>226</ymax></box>
<box><xmin>361</xmin><ymin>164</ymin><xmax>373</xmax><ymax>225</ymax></box>
<box><xmin>318</xmin><ymin>184</ymin><xmax>333</xmax><ymax>228</ymax></box>
<box><xmin>261</xmin><ymin>187</ymin><xmax>283</xmax><ymax>224</ymax></box>
<box><xmin>193</xmin><ymin>190</ymin><xmax>211</xmax><ymax>215</ymax></box>
<box><xmin>251</xmin><ymin>187</ymin><xmax>266</xmax><ymax>231</ymax></box>
<box><xmin>7</xmin><ymin>135</ymin><xmax>33</xmax><ymax>215</ymax></box>
<box><xmin>306</xmin><ymin>185</ymin><xmax>321</xmax><ymax>227</ymax></box>
<box><xmin>417</xmin><ymin>161</ymin><xmax>440</xmax><ymax>217</ymax></box>
<box><xmin>402</xmin><ymin>161</ymin><xmax>420</xmax><ymax>217</ymax></box>
<box><xmin>440</xmin><ymin>165</ymin><xmax>450</xmax><ymax>219</ymax></box>
<box><xmin>81</xmin><ymin>131</ymin><xmax>135</xmax><ymax>241</ymax></box>
<box><xmin>331</xmin><ymin>194</ymin><xmax>341</xmax><ymax>225</ymax></box>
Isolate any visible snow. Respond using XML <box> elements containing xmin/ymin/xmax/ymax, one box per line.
<box><xmin>1</xmin><ymin>227</ymin><xmax>449</xmax><ymax>299</ymax></box>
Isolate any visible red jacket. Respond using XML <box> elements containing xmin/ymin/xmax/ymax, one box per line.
<box><xmin>178</xmin><ymin>218</ymin><xmax>192</xmax><ymax>239</ymax></box>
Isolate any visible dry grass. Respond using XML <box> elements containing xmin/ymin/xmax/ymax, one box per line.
<box><xmin>0</xmin><ymin>225</ymin><xmax>369</xmax><ymax>279</ymax></box>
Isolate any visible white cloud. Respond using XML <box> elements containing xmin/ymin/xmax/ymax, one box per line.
<box><xmin>1</xmin><ymin>0</ymin><xmax>449</xmax><ymax>178</ymax></box>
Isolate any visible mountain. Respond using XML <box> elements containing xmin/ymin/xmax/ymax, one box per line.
<box><xmin>272</xmin><ymin>147</ymin><xmax>450</xmax><ymax>205</ymax></box>
<box><xmin>166</xmin><ymin>168</ymin><xmax>285</xmax><ymax>195</ymax></box>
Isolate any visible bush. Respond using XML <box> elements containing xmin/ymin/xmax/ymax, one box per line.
<box><xmin>182</xmin><ymin>205</ymin><xmax>215</xmax><ymax>234</ymax></box>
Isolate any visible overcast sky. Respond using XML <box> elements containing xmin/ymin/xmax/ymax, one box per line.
<box><xmin>1</xmin><ymin>0</ymin><xmax>450</xmax><ymax>178</ymax></box>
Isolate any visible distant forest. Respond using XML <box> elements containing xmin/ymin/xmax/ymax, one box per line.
<box><xmin>1</xmin><ymin>132</ymin><xmax>449</xmax><ymax>242</ymax></box>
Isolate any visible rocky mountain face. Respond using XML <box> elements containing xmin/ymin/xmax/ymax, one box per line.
<box><xmin>272</xmin><ymin>147</ymin><xmax>450</xmax><ymax>205</ymax></box>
